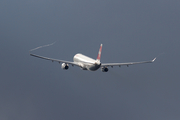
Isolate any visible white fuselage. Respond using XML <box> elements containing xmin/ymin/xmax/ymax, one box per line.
<box><xmin>73</xmin><ymin>53</ymin><xmax>101</xmax><ymax>71</ymax></box>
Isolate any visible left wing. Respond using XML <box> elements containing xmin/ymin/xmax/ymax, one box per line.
<box><xmin>101</xmin><ymin>58</ymin><xmax>156</xmax><ymax>67</ymax></box>
<box><xmin>30</xmin><ymin>53</ymin><xmax>79</xmax><ymax>66</ymax></box>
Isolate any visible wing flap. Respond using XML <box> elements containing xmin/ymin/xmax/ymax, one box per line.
<box><xmin>101</xmin><ymin>58</ymin><xmax>156</xmax><ymax>67</ymax></box>
<box><xmin>30</xmin><ymin>53</ymin><xmax>79</xmax><ymax>66</ymax></box>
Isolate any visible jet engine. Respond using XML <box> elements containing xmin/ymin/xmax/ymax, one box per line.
<box><xmin>101</xmin><ymin>67</ymin><xmax>108</xmax><ymax>72</ymax></box>
<box><xmin>61</xmin><ymin>63</ymin><xmax>69</xmax><ymax>70</ymax></box>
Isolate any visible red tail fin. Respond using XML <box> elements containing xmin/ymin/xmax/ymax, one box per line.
<box><xmin>97</xmin><ymin>44</ymin><xmax>103</xmax><ymax>61</ymax></box>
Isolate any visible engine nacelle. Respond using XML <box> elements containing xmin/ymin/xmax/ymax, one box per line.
<box><xmin>61</xmin><ymin>63</ymin><xmax>69</xmax><ymax>70</ymax></box>
<box><xmin>101</xmin><ymin>67</ymin><xmax>108</xmax><ymax>72</ymax></box>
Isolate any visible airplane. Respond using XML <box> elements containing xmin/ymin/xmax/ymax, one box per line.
<box><xmin>30</xmin><ymin>44</ymin><xmax>156</xmax><ymax>72</ymax></box>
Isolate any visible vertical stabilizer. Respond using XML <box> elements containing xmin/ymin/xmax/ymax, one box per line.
<box><xmin>97</xmin><ymin>44</ymin><xmax>103</xmax><ymax>61</ymax></box>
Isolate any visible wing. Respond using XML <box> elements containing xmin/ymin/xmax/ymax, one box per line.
<box><xmin>101</xmin><ymin>58</ymin><xmax>156</xmax><ymax>67</ymax></box>
<box><xmin>30</xmin><ymin>53</ymin><xmax>79</xmax><ymax>66</ymax></box>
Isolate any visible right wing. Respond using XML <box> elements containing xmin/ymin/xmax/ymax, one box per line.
<box><xmin>101</xmin><ymin>58</ymin><xmax>156</xmax><ymax>67</ymax></box>
<box><xmin>30</xmin><ymin>53</ymin><xmax>79</xmax><ymax>66</ymax></box>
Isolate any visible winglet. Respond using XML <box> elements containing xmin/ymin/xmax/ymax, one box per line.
<box><xmin>152</xmin><ymin>57</ymin><xmax>156</xmax><ymax>62</ymax></box>
<box><xmin>97</xmin><ymin>44</ymin><xmax>103</xmax><ymax>61</ymax></box>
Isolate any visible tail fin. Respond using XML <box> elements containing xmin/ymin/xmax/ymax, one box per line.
<box><xmin>97</xmin><ymin>44</ymin><xmax>103</xmax><ymax>61</ymax></box>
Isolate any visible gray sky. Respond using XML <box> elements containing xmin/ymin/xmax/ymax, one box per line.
<box><xmin>1</xmin><ymin>0</ymin><xmax>180</xmax><ymax>120</ymax></box>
